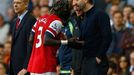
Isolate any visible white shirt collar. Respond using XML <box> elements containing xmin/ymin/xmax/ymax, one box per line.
<box><xmin>130</xmin><ymin>66</ymin><xmax>134</xmax><ymax>72</ymax></box>
<box><xmin>18</xmin><ymin>10</ymin><xmax>28</xmax><ymax>22</ymax></box>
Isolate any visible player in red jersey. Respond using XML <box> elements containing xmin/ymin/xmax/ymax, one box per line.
<box><xmin>27</xmin><ymin>0</ymin><xmax>84</xmax><ymax>75</ymax></box>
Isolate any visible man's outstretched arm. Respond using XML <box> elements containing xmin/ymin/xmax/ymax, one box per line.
<box><xmin>44</xmin><ymin>20</ymin><xmax>84</xmax><ymax>48</ymax></box>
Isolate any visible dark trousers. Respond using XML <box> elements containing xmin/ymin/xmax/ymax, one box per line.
<box><xmin>72</xmin><ymin>49</ymin><xmax>83</xmax><ymax>75</ymax></box>
<box><xmin>74</xmin><ymin>71</ymin><xmax>81</xmax><ymax>75</ymax></box>
<box><xmin>81</xmin><ymin>57</ymin><xmax>109</xmax><ymax>75</ymax></box>
<box><xmin>10</xmin><ymin>61</ymin><xmax>30</xmax><ymax>75</ymax></box>
<box><xmin>10</xmin><ymin>66</ymin><xmax>30</xmax><ymax>75</ymax></box>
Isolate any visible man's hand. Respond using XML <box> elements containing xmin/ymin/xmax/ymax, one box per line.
<box><xmin>96</xmin><ymin>57</ymin><xmax>101</xmax><ymax>64</ymax></box>
<box><xmin>68</xmin><ymin>37</ymin><xmax>85</xmax><ymax>49</ymax></box>
<box><xmin>71</xmin><ymin>69</ymin><xmax>74</xmax><ymax>75</ymax></box>
<box><xmin>59</xmin><ymin>32</ymin><xmax>67</xmax><ymax>40</ymax></box>
<box><xmin>56</xmin><ymin>65</ymin><xmax>61</xmax><ymax>75</ymax></box>
<box><xmin>68</xmin><ymin>37</ymin><xmax>84</xmax><ymax>45</ymax></box>
<box><xmin>17</xmin><ymin>69</ymin><xmax>27</xmax><ymax>75</ymax></box>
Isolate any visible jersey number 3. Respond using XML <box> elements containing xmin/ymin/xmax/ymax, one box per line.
<box><xmin>36</xmin><ymin>26</ymin><xmax>43</xmax><ymax>48</ymax></box>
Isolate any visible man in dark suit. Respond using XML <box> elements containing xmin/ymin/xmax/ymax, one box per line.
<box><xmin>10</xmin><ymin>0</ymin><xmax>36</xmax><ymax>75</ymax></box>
<box><xmin>72</xmin><ymin>0</ymin><xmax>112</xmax><ymax>75</ymax></box>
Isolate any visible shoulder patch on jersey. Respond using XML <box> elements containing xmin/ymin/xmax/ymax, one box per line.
<box><xmin>49</xmin><ymin>20</ymin><xmax>63</xmax><ymax>34</ymax></box>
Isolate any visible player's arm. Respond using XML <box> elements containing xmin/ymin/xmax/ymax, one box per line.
<box><xmin>44</xmin><ymin>20</ymin><xmax>64</xmax><ymax>46</ymax></box>
<box><xmin>44</xmin><ymin>31</ymin><xmax>85</xmax><ymax>48</ymax></box>
<box><xmin>44</xmin><ymin>20</ymin><xmax>85</xmax><ymax>48</ymax></box>
<box><xmin>44</xmin><ymin>31</ymin><xmax>61</xmax><ymax>45</ymax></box>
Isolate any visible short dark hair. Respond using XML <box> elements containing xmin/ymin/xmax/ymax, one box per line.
<box><xmin>124</xmin><ymin>5</ymin><xmax>134</xmax><ymax>11</ymax></box>
<box><xmin>22</xmin><ymin>0</ymin><xmax>29</xmax><ymax>5</ymax></box>
<box><xmin>88</xmin><ymin>0</ymin><xmax>94</xmax><ymax>4</ymax></box>
<box><xmin>33</xmin><ymin>4</ymin><xmax>40</xmax><ymax>9</ymax></box>
<box><xmin>41</xmin><ymin>5</ymin><xmax>51</xmax><ymax>10</ymax></box>
<box><xmin>0</xmin><ymin>14</ymin><xmax>4</xmax><ymax>20</ymax></box>
<box><xmin>0</xmin><ymin>44</ymin><xmax>4</xmax><ymax>48</ymax></box>
<box><xmin>113</xmin><ymin>11</ymin><xmax>124</xmax><ymax>17</ymax></box>
<box><xmin>51</xmin><ymin>0</ymin><xmax>71</xmax><ymax>21</ymax></box>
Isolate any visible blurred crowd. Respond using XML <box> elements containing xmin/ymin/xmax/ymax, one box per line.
<box><xmin>0</xmin><ymin>0</ymin><xmax>134</xmax><ymax>75</ymax></box>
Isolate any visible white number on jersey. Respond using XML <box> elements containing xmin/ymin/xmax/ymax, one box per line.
<box><xmin>36</xmin><ymin>26</ymin><xmax>43</xmax><ymax>48</ymax></box>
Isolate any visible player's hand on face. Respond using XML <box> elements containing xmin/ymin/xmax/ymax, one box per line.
<box><xmin>17</xmin><ymin>69</ymin><xmax>27</xmax><ymax>75</ymax></box>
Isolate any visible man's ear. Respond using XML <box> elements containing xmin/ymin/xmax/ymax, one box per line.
<box><xmin>25</xmin><ymin>5</ymin><xmax>27</xmax><ymax>9</ymax></box>
<box><xmin>24</xmin><ymin>3</ymin><xmax>28</xmax><ymax>9</ymax></box>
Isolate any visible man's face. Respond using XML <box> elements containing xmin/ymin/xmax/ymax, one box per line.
<box><xmin>129</xmin><ymin>13</ymin><xmax>134</xmax><ymax>25</ymax></box>
<box><xmin>130</xmin><ymin>52</ymin><xmax>134</xmax><ymax>66</ymax></box>
<box><xmin>119</xmin><ymin>56</ymin><xmax>128</xmax><ymax>69</ymax></box>
<box><xmin>110</xmin><ymin>5</ymin><xmax>119</xmax><ymax>17</ymax></box>
<box><xmin>72</xmin><ymin>0</ymin><xmax>86</xmax><ymax>12</ymax></box>
<box><xmin>13</xmin><ymin>0</ymin><xmax>27</xmax><ymax>15</ymax></box>
<box><xmin>4</xmin><ymin>43</ymin><xmax>11</xmax><ymax>53</ymax></box>
<box><xmin>0</xmin><ymin>16</ymin><xmax>4</xmax><ymax>26</ymax></box>
<box><xmin>40</xmin><ymin>7</ymin><xmax>49</xmax><ymax>16</ymax></box>
<box><xmin>113</xmin><ymin>13</ymin><xmax>123</xmax><ymax>26</ymax></box>
<box><xmin>123</xmin><ymin>7</ymin><xmax>133</xmax><ymax>18</ymax></box>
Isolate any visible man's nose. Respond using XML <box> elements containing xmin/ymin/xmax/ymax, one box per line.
<box><xmin>13</xmin><ymin>3</ymin><xmax>17</xmax><ymax>7</ymax></box>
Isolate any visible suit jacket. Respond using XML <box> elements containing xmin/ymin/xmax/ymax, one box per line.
<box><xmin>79</xmin><ymin>6</ymin><xmax>112</xmax><ymax>58</ymax></box>
<box><xmin>10</xmin><ymin>12</ymin><xmax>36</xmax><ymax>75</ymax></box>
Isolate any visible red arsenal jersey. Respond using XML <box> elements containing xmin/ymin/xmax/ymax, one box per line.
<box><xmin>27</xmin><ymin>14</ymin><xmax>63</xmax><ymax>73</ymax></box>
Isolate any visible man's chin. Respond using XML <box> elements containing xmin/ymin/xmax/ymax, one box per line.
<box><xmin>15</xmin><ymin>11</ymin><xmax>20</xmax><ymax>14</ymax></box>
<box><xmin>73</xmin><ymin>6</ymin><xmax>81</xmax><ymax>12</ymax></box>
<box><xmin>75</xmin><ymin>10</ymin><xmax>82</xmax><ymax>15</ymax></box>
<box><xmin>14</xmin><ymin>11</ymin><xmax>19</xmax><ymax>13</ymax></box>
<box><xmin>14</xmin><ymin>9</ymin><xmax>20</xmax><ymax>13</ymax></box>
<box><xmin>74</xmin><ymin>9</ymin><xmax>81</xmax><ymax>13</ymax></box>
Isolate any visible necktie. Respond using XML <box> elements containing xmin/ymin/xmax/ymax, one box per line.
<box><xmin>16</xmin><ymin>18</ymin><xmax>20</xmax><ymax>30</ymax></box>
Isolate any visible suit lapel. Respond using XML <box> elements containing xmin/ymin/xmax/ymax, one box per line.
<box><xmin>15</xmin><ymin>12</ymin><xmax>29</xmax><ymax>39</ymax></box>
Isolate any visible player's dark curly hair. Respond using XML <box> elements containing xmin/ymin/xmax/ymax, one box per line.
<box><xmin>50</xmin><ymin>0</ymin><xmax>71</xmax><ymax>24</ymax></box>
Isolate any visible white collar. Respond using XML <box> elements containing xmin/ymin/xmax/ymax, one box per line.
<box><xmin>18</xmin><ymin>10</ymin><xmax>28</xmax><ymax>22</ymax></box>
